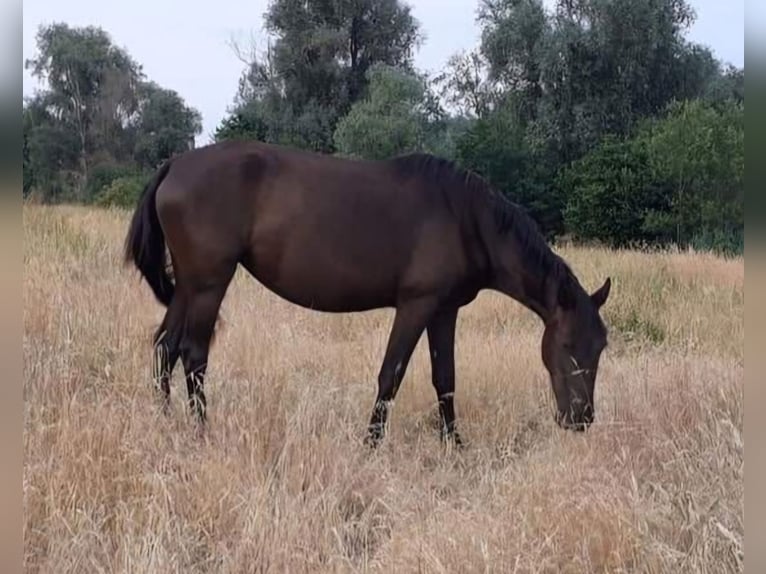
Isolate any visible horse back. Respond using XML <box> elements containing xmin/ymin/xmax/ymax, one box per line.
<box><xmin>156</xmin><ymin>141</ymin><xmax>485</xmax><ymax>311</ymax></box>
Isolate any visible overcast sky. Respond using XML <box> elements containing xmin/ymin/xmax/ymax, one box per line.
<box><xmin>22</xmin><ymin>0</ymin><xmax>744</xmax><ymax>145</ymax></box>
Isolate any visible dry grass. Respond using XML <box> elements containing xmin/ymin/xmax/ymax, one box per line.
<box><xmin>24</xmin><ymin>205</ymin><xmax>743</xmax><ymax>573</ymax></box>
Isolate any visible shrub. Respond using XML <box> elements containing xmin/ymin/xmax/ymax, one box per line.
<box><xmin>86</xmin><ymin>164</ymin><xmax>145</xmax><ymax>203</ymax></box>
<box><xmin>94</xmin><ymin>175</ymin><xmax>149</xmax><ymax>208</ymax></box>
<box><xmin>560</xmin><ymin>136</ymin><xmax>666</xmax><ymax>246</ymax></box>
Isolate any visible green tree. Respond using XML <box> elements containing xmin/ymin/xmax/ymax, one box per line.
<box><xmin>217</xmin><ymin>0</ymin><xmax>421</xmax><ymax>151</ymax></box>
<box><xmin>479</xmin><ymin>0</ymin><xmax>725</xmax><ymax>166</ymax></box>
<box><xmin>214</xmin><ymin>110</ymin><xmax>269</xmax><ymax>142</ymax></box>
<box><xmin>23</xmin><ymin>23</ymin><xmax>202</xmax><ymax>203</ymax></box>
<box><xmin>641</xmin><ymin>99</ymin><xmax>744</xmax><ymax>247</ymax></box>
<box><xmin>479</xmin><ymin>0</ymin><xmax>548</xmax><ymax>119</ymax></box>
<box><xmin>334</xmin><ymin>65</ymin><xmax>439</xmax><ymax>160</ymax></box>
<box><xmin>561</xmin><ymin>136</ymin><xmax>664</xmax><ymax>246</ymax></box>
<box><xmin>455</xmin><ymin>97</ymin><xmax>560</xmax><ymax>236</ymax></box>
<box><xmin>25</xmin><ymin>23</ymin><xmax>142</xmax><ymax>193</ymax></box>
<box><xmin>94</xmin><ymin>174</ymin><xmax>150</xmax><ymax>208</ymax></box>
<box><xmin>560</xmin><ymin>99</ymin><xmax>744</xmax><ymax>252</ymax></box>
<box><xmin>23</xmin><ymin>110</ymin><xmax>33</xmax><ymax>197</ymax></box>
<box><xmin>133</xmin><ymin>82</ymin><xmax>202</xmax><ymax>170</ymax></box>
<box><xmin>23</xmin><ymin>95</ymin><xmax>81</xmax><ymax>200</ymax></box>
<box><xmin>703</xmin><ymin>64</ymin><xmax>745</xmax><ymax>106</ymax></box>
<box><xmin>433</xmin><ymin>50</ymin><xmax>497</xmax><ymax>118</ymax></box>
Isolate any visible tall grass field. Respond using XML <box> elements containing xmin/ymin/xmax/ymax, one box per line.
<box><xmin>24</xmin><ymin>205</ymin><xmax>743</xmax><ymax>573</ymax></box>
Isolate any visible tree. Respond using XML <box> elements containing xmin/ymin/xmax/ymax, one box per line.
<box><xmin>213</xmin><ymin>110</ymin><xmax>269</xmax><ymax>142</ymax></box>
<box><xmin>25</xmin><ymin>24</ymin><xmax>142</xmax><ymax>193</ymax></box>
<box><xmin>217</xmin><ymin>0</ymin><xmax>421</xmax><ymax>151</ymax></box>
<box><xmin>479</xmin><ymin>0</ymin><xmax>725</xmax><ymax>166</ymax></box>
<box><xmin>479</xmin><ymin>0</ymin><xmax>548</xmax><ymax>119</ymax></box>
<box><xmin>433</xmin><ymin>50</ymin><xmax>498</xmax><ymax>118</ymax></box>
<box><xmin>560</xmin><ymin>99</ymin><xmax>744</xmax><ymax>252</ymax></box>
<box><xmin>703</xmin><ymin>64</ymin><xmax>744</xmax><ymax>105</ymax></box>
<box><xmin>640</xmin><ymin>99</ymin><xmax>744</xmax><ymax>247</ymax></box>
<box><xmin>133</xmin><ymin>82</ymin><xmax>202</xmax><ymax>170</ymax></box>
<box><xmin>23</xmin><ymin>95</ymin><xmax>81</xmax><ymax>200</ymax></box>
<box><xmin>23</xmin><ymin>111</ymin><xmax>33</xmax><ymax>197</ymax></box>
<box><xmin>334</xmin><ymin>64</ymin><xmax>439</xmax><ymax>160</ymax></box>
<box><xmin>23</xmin><ymin>23</ymin><xmax>202</xmax><ymax>203</ymax></box>
<box><xmin>454</xmin><ymin>97</ymin><xmax>561</xmax><ymax>236</ymax></box>
<box><xmin>560</xmin><ymin>136</ymin><xmax>664</xmax><ymax>246</ymax></box>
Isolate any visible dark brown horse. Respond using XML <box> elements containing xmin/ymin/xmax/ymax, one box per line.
<box><xmin>125</xmin><ymin>140</ymin><xmax>611</xmax><ymax>445</ymax></box>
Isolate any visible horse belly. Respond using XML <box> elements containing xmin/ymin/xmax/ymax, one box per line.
<box><xmin>244</xmin><ymin>238</ymin><xmax>400</xmax><ymax>312</ymax></box>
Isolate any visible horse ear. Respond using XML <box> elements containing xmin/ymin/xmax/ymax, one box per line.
<box><xmin>591</xmin><ymin>277</ymin><xmax>611</xmax><ymax>309</ymax></box>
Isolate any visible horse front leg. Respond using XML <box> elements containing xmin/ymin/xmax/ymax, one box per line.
<box><xmin>427</xmin><ymin>306</ymin><xmax>462</xmax><ymax>446</ymax></box>
<box><xmin>366</xmin><ymin>296</ymin><xmax>439</xmax><ymax>447</ymax></box>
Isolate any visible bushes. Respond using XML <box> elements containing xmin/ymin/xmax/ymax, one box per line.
<box><xmin>85</xmin><ymin>164</ymin><xmax>144</xmax><ymax>202</ymax></box>
<box><xmin>560</xmin><ymin>100</ymin><xmax>744</xmax><ymax>254</ymax></box>
<box><xmin>641</xmin><ymin>99</ymin><xmax>744</xmax><ymax>249</ymax></box>
<box><xmin>94</xmin><ymin>174</ymin><xmax>149</xmax><ymax>208</ymax></box>
<box><xmin>560</xmin><ymin>137</ymin><xmax>666</xmax><ymax>247</ymax></box>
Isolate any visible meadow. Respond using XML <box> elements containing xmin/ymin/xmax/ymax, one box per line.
<box><xmin>23</xmin><ymin>205</ymin><xmax>743</xmax><ymax>573</ymax></box>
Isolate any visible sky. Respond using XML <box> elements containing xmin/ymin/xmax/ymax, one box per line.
<box><xmin>22</xmin><ymin>0</ymin><xmax>744</xmax><ymax>146</ymax></box>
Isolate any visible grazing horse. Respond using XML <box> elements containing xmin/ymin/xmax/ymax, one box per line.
<box><xmin>124</xmin><ymin>140</ymin><xmax>611</xmax><ymax>445</ymax></box>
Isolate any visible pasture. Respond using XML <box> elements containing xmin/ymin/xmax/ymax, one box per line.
<box><xmin>24</xmin><ymin>205</ymin><xmax>743</xmax><ymax>573</ymax></box>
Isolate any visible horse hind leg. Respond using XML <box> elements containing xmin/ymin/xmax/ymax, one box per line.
<box><xmin>179</xmin><ymin>276</ymin><xmax>234</xmax><ymax>426</ymax></box>
<box><xmin>152</xmin><ymin>295</ymin><xmax>185</xmax><ymax>413</ymax></box>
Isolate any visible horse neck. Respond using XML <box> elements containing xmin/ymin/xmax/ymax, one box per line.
<box><xmin>476</xmin><ymin>202</ymin><xmax>561</xmax><ymax>323</ymax></box>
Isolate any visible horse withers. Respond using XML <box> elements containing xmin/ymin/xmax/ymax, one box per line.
<box><xmin>124</xmin><ymin>140</ymin><xmax>611</xmax><ymax>445</ymax></box>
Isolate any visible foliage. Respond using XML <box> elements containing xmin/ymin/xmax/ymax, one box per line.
<box><xmin>453</xmin><ymin>0</ymin><xmax>743</xmax><ymax>249</ymax></box>
<box><xmin>23</xmin><ymin>96</ymin><xmax>81</xmax><ymax>201</ymax></box>
<box><xmin>640</xmin><ymin>99</ymin><xmax>744</xmax><ymax>247</ymax></box>
<box><xmin>333</xmin><ymin>65</ymin><xmax>440</xmax><ymax>160</ymax></box>
<box><xmin>132</xmin><ymin>82</ymin><xmax>203</xmax><ymax>170</ymax></box>
<box><xmin>23</xmin><ymin>23</ymin><xmax>201</xmax><ymax>203</ymax></box>
<box><xmin>216</xmin><ymin>0</ymin><xmax>420</xmax><ymax>151</ymax></box>
<box><xmin>23</xmin><ymin>4</ymin><xmax>745</xmax><ymax>252</ymax></box>
<box><xmin>25</xmin><ymin>23</ymin><xmax>141</xmax><ymax>194</ymax></box>
<box><xmin>23</xmin><ymin>117</ymin><xmax>33</xmax><ymax>197</ymax></box>
<box><xmin>479</xmin><ymin>0</ymin><xmax>723</xmax><ymax>163</ymax></box>
<box><xmin>85</xmin><ymin>163</ymin><xmax>145</xmax><ymax>202</ymax></box>
<box><xmin>433</xmin><ymin>50</ymin><xmax>498</xmax><ymax>118</ymax></box>
<box><xmin>560</xmin><ymin>136</ymin><xmax>663</xmax><ymax>246</ymax></box>
<box><xmin>94</xmin><ymin>174</ymin><xmax>150</xmax><ymax>208</ymax></box>
<box><xmin>213</xmin><ymin>110</ymin><xmax>268</xmax><ymax>143</ymax></box>
<box><xmin>454</xmin><ymin>98</ymin><xmax>561</xmax><ymax>236</ymax></box>
<box><xmin>479</xmin><ymin>0</ymin><xmax>547</xmax><ymax>117</ymax></box>
<box><xmin>561</xmin><ymin>100</ymin><xmax>744</xmax><ymax>253</ymax></box>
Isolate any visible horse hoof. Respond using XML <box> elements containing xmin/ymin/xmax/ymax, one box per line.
<box><xmin>441</xmin><ymin>430</ymin><xmax>464</xmax><ymax>449</ymax></box>
<box><xmin>364</xmin><ymin>427</ymin><xmax>384</xmax><ymax>448</ymax></box>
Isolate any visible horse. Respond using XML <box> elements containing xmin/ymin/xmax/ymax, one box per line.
<box><xmin>124</xmin><ymin>140</ymin><xmax>611</xmax><ymax>446</ymax></box>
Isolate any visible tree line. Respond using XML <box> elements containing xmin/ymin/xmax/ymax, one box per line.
<box><xmin>23</xmin><ymin>0</ymin><xmax>744</xmax><ymax>254</ymax></box>
<box><xmin>23</xmin><ymin>23</ymin><xmax>202</xmax><ymax>206</ymax></box>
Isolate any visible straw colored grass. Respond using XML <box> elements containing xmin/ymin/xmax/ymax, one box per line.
<box><xmin>24</xmin><ymin>205</ymin><xmax>743</xmax><ymax>573</ymax></box>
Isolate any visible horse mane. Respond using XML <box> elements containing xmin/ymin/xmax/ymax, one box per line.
<box><xmin>390</xmin><ymin>152</ymin><xmax>575</xmax><ymax>291</ymax></box>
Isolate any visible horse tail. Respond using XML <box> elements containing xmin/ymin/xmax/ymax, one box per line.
<box><xmin>123</xmin><ymin>159</ymin><xmax>175</xmax><ymax>307</ymax></box>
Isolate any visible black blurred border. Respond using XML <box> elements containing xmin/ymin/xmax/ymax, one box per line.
<box><xmin>744</xmin><ymin>2</ymin><xmax>763</xmax><ymax>570</ymax></box>
<box><xmin>1</xmin><ymin>0</ymin><xmax>22</xmax><ymax>572</ymax></box>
